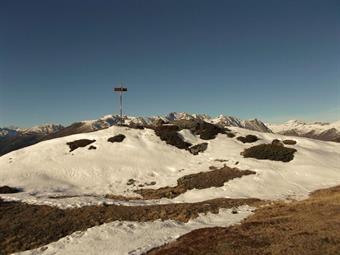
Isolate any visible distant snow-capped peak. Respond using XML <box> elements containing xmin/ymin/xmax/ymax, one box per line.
<box><xmin>74</xmin><ymin>112</ymin><xmax>272</xmax><ymax>133</ymax></box>
<box><xmin>0</xmin><ymin>124</ymin><xmax>64</xmax><ymax>137</ymax></box>
<box><xmin>268</xmin><ymin>119</ymin><xmax>340</xmax><ymax>142</ymax></box>
<box><xmin>20</xmin><ymin>124</ymin><xmax>65</xmax><ymax>135</ymax></box>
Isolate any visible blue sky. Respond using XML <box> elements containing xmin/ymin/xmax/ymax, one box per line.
<box><xmin>0</xmin><ymin>0</ymin><xmax>339</xmax><ymax>127</ymax></box>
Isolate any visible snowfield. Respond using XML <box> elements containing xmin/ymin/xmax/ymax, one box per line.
<box><xmin>1</xmin><ymin>125</ymin><xmax>339</xmax><ymax>206</ymax></box>
<box><xmin>1</xmin><ymin>124</ymin><xmax>340</xmax><ymax>254</ymax></box>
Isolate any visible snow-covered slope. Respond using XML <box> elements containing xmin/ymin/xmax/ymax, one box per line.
<box><xmin>2</xmin><ymin>125</ymin><xmax>340</xmax><ymax>255</ymax></box>
<box><xmin>1</xmin><ymin>125</ymin><xmax>339</xmax><ymax>207</ymax></box>
<box><xmin>268</xmin><ymin>120</ymin><xmax>340</xmax><ymax>142</ymax></box>
<box><xmin>0</xmin><ymin>113</ymin><xmax>271</xmax><ymax>157</ymax></box>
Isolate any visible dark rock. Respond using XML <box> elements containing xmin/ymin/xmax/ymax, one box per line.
<box><xmin>107</xmin><ymin>134</ymin><xmax>126</xmax><ymax>143</ymax></box>
<box><xmin>127</xmin><ymin>179</ymin><xmax>136</xmax><ymax>185</ymax></box>
<box><xmin>189</xmin><ymin>143</ymin><xmax>208</xmax><ymax>155</ymax></box>
<box><xmin>66</xmin><ymin>139</ymin><xmax>96</xmax><ymax>152</ymax></box>
<box><xmin>237</xmin><ymin>135</ymin><xmax>259</xmax><ymax>143</ymax></box>
<box><xmin>193</xmin><ymin>122</ymin><xmax>225</xmax><ymax>140</ymax></box>
<box><xmin>225</xmin><ymin>132</ymin><xmax>236</xmax><ymax>138</ymax></box>
<box><xmin>171</xmin><ymin>120</ymin><xmax>226</xmax><ymax>140</ymax></box>
<box><xmin>272</xmin><ymin>139</ymin><xmax>284</xmax><ymax>146</ymax></box>
<box><xmin>283</xmin><ymin>139</ymin><xmax>297</xmax><ymax>145</ymax></box>
<box><xmin>88</xmin><ymin>145</ymin><xmax>97</xmax><ymax>150</ymax></box>
<box><xmin>128</xmin><ymin>123</ymin><xmax>145</xmax><ymax>130</ymax></box>
<box><xmin>0</xmin><ymin>186</ymin><xmax>22</xmax><ymax>194</ymax></box>
<box><xmin>154</xmin><ymin>126</ymin><xmax>191</xmax><ymax>150</ymax></box>
<box><xmin>242</xmin><ymin>144</ymin><xmax>297</xmax><ymax>162</ymax></box>
<box><xmin>145</xmin><ymin>181</ymin><xmax>156</xmax><ymax>186</ymax></box>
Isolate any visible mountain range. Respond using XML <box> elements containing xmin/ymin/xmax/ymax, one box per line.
<box><xmin>268</xmin><ymin>120</ymin><xmax>340</xmax><ymax>143</ymax></box>
<box><xmin>1</xmin><ymin>113</ymin><xmax>339</xmax><ymax>156</ymax></box>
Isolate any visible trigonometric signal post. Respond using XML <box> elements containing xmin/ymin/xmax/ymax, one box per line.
<box><xmin>113</xmin><ymin>83</ymin><xmax>128</xmax><ymax>125</ymax></box>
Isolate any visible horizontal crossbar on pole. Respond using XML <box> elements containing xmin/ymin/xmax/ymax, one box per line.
<box><xmin>114</xmin><ymin>87</ymin><xmax>128</xmax><ymax>92</ymax></box>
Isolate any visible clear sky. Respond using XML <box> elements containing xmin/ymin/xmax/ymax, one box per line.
<box><xmin>0</xmin><ymin>0</ymin><xmax>339</xmax><ymax>127</ymax></box>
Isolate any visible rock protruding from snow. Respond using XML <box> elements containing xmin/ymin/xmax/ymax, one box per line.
<box><xmin>189</xmin><ymin>143</ymin><xmax>208</xmax><ymax>155</ymax></box>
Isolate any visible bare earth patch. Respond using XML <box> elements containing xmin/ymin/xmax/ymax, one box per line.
<box><xmin>0</xmin><ymin>197</ymin><xmax>260</xmax><ymax>254</ymax></box>
<box><xmin>135</xmin><ymin>166</ymin><xmax>256</xmax><ymax>199</ymax></box>
<box><xmin>146</xmin><ymin>185</ymin><xmax>340</xmax><ymax>255</ymax></box>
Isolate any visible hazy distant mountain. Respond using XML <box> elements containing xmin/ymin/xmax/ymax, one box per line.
<box><xmin>268</xmin><ymin>120</ymin><xmax>340</xmax><ymax>142</ymax></box>
<box><xmin>209</xmin><ymin>115</ymin><xmax>272</xmax><ymax>133</ymax></box>
<box><xmin>2</xmin><ymin>113</ymin><xmax>340</xmax><ymax>157</ymax></box>
<box><xmin>0</xmin><ymin>127</ymin><xmax>19</xmax><ymax>137</ymax></box>
<box><xmin>0</xmin><ymin>124</ymin><xmax>64</xmax><ymax>156</ymax></box>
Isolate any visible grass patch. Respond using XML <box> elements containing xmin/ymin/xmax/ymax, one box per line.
<box><xmin>135</xmin><ymin>166</ymin><xmax>255</xmax><ymax>199</ymax></box>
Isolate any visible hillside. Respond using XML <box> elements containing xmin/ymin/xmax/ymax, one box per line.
<box><xmin>0</xmin><ymin>121</ymin><xmax>340</xmax><ymax>254</ymax></box>
<box><xmin>0</xmin><ymin>113</ymin><xmax>271</xmax><ymax>156</ymax></box>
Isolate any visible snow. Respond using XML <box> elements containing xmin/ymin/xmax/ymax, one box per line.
<box><xmin>16</xmin><ymin>206</ymin><xmax>254</xmax><ymax>255</ymax></box>
<box><xmin>268</xmin><ymin>119</ymin><xmax>340</xmax><ymax>135</ymax></box>
<box><xmin>67</xmin><ymin>112</ymin><xmax>272</xmax><ymax>133</ymax></box>
<box><xmin>1</xmin><ymin>124</ymin><xmax>340</xmax><ymax>254</ymax></box>
<box><xmin>21</xmin><ymin>124</ymin><xmax>64</xmax><ymax>135</ymax></box>
<box><xmin>1</xmin><ymin>125</ymin><xmax>340</xmax><ymax>207</ymax></box>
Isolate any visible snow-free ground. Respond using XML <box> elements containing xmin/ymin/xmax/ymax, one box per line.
<box><xmin>16</xmin><ymin>206</ymin><xmax>254</xmax><ymax>255</ymax></box>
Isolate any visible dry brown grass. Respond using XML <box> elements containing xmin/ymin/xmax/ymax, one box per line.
<box><xmin>135</xmin><ymin>166</ymin><xmax>255</xmax><ymax>199</ymax></box>
<box><xmin>0</xmin><ymin>197</ymin><xmax>260</xmax><ymax>254</ymax></box>
<box><xmin>146</xmin><ymin>185</ymin><xmax>340</xmax><ymax>255</ymax></box>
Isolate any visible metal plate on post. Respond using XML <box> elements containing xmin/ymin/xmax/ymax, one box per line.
<box><xmin>114</xmin><ymin>87</ymin><xmax>128</xmax><ymax>92</ymax></box>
